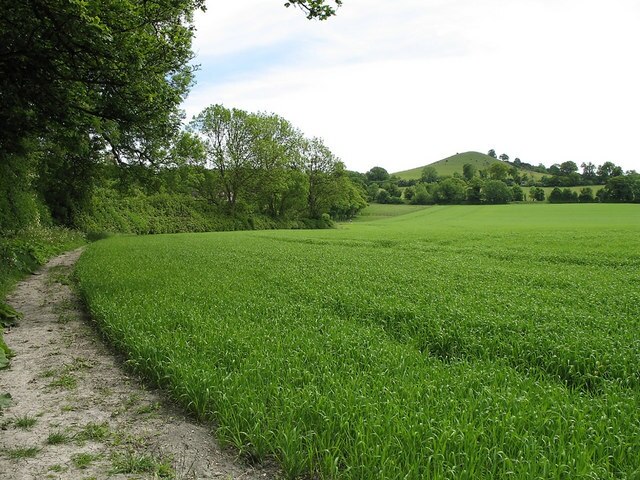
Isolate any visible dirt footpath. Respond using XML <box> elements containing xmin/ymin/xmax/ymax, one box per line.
<box><xmin>0</xmin><ymin>249</ymin><xmax>275</xmax><ymax>480</ymax></box>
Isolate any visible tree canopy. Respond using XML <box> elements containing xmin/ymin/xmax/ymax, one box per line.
<box><xmin>0</xmin><ymin>0</ymin><xmax>347</xmax><ymax>233</ymax></box>
<box><xmin>0</xmin><ymin>0</ymin><xmax>204</xmax><ymax>164</ymax></box>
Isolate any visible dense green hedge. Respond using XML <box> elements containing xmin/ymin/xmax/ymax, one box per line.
<box><xmin>73</xmin><ymin>188</ymin><xmax>333</xmax><ymax>235</ymax></box>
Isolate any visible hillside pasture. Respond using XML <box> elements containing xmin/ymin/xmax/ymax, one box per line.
<box><xmin>394</xmin><ymin>151</ymin><xmax>547</xmax><ymax>181</ymax></box>
<box><xmin>76</xmin><ymin>204</ymin><xmax>640</xmax><ymax>479</ymax></box>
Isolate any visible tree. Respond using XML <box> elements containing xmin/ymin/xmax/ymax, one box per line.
<box><xmin>509</xmin><ymin>166</ymin><xmax>521</xmax><ymax>185</ymax></box>
<box><xmin>597</xmin><ymin>162</ymin><xmax>623</xmax><ymax>183</ymax></box>
<box><xmin>548</xmin><ymin>187</ymin><xmax>564</xmax><ymax>203</ymax></box>
<box><xmin>403</xmin><ymin>186</ymin><xmax>415</xmax><ymax>202</ymax></box>
<box><xmin>375</xmin><ymin>189</ymin><xmax>391</xmax><ymax>204</ymax></box>
<box><xmin>578</xmin><ymin>187</ymin><xmax>594</xmax><ymax>203</ymax></box>
<box><xmin>411</xmin><ymin>183</ymin><xmax>434</xmax><ymax>205</ymax></box>
<box><xmin>499</xmin><ymin>153</ymin><xmax>510</xmax><ymax>162</ymax></box>
<box><xmin>529</xmin><ymin>187</ymin><xmax>545</xmax><ymax>202</ymax></box>
<box><xmin>366</xmin><ymin>167</ymin><xmax>390</xmax><ymax>182</ymax></box>
<box><xmin>482</xmin><ymin>180</ymin><xmax>512</xmax><ymax>204</ymax></box>
<box><xmin>601</xmin><ymin>175</ymin><xmax>640</xmax><ymax>203</ymax></box>
<box><xmin>301</xmin><ymin>138</ymin><xmax>366</xmax><ymax>218</ymax></box>
<box><xmin>434</xmin><ymin>178</ymin><xmax>467</xmax><ymax>204</ymax></box>
<box><xmin>548</xmin><ymin>164</ymin><xmax>562</xmax><ymax>176</ymax></box>
<box><xmin>462</xmin><ymin>163</ymin><xmax>476</xmax><ymax>181</ymax></box>
<box><xmin>466</xmin><ymin>178</ymin><xmax>483</xmax><ymax>204</ymax></box>
<box><xmin>385</xmin><ymin>182</ymin><xmax>402</xmax><ymax>198</ymax></box>
<box><xmin>511</xmin><ymin>185</ymin><xmax>524</xmax><ymax>202</ymax></box>
<box><xmin>488</xmin><ymin>149</ymin><xmax>497</xmax><ymax>158</ymax></box>
<box><xmin>581</xmin><ymin>162</ymin><xmax>597</xmax><ymax>184</ymax></box>
<box><xmin>190</xmin><ymin>105</ymin><xmax>262</xmax><ymax>214</ymax></box>
<box><xmin>421</xmin><ymin>166</ymin><xmax>439</xmax><ymax>183</ymax></box>
<box><xmin>559</xmin><ymin>161</ymin><xmax>578</xmax><ymax>176</ymax></box>
<box><xmin>1</xmin><ymin>0</ymin><xmax>203</xmax><ymax>162</ymax></box>
<box><xmin>488</xmin><ymin>162</ymin><xmax>510</xmax><ymax>181</ymax></box>
<box><xmin>328</xmin><ymin>164</ymin><xmax>368</xmax><ymax>219</ymax></box>
<box><xmin>250</xmin><ymin>113</ymin><xmax>306</xmax><ymax>218</ymax></box>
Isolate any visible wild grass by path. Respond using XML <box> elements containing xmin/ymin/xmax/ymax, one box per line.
<box><xmin>77</xmin><ymin>204</ymin><xmax>640</xmax><ymax>479</ymax></box>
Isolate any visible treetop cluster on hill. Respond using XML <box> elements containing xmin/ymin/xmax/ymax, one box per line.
<box><xmin>486</xmin><ymin>149</ymin><xmax>633</xmax><ymax>188</ymax></box>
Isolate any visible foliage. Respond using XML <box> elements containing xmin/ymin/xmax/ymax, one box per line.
<box><xmin>511</xmin><ymin>184</ymin><xmax>524</xmax><ymax>201</ymax></box>
<box><xmin>410</xmin><ymin>183</ymin><xmax>434</xmax><ymax>205</ymax></box>
<box><xmin>0</xmin><ymin>0</ymin><xmax>202</xmax><ymax>160</ymax></box>
<box><xmin>549</xmin><ymin>187</ymin><xmax>579</xmax><ymax>203</ymax></box>
<box><xmin>578</xmin><ymin>187</ymin><xmax>595</xmax><ymax>203</ymax></box>
<box><xmin>599</xmin><ymin>175</ymin><xmax>640</xmax><ymax>203</ymax></box>
<box><xmin>420</xmin><ymin>166</ymin><xmax>439</xmax><ymax>183</ymax></box>
<box><xmin>488</xmin><ymin>161</ymin><xmax>510</xmax><ymax>181</ymax></box>
<box><xmin>365</xmin><ymin>166</ymin><xmax>390</xmax><ymax>182</ymax></box>
<box><xmin>0</xmin><ymin>150</ymin><xmax>49</xmax><ymax>234</ymax></box>
<box><xmin>77</xmin><ymin>204</ymin><xmax>640</xmax><ymax>479</ymax></box>
<box><xmin>529</xmin><ymin>187</ymin><xmax>546</xmax><ymax>202</ymax></box>
<box><xmin>75</xmin><ymin>188</ymin><xmax>269</xmax><ymax>234</ymax></box>
<box><xmin>0</xmin><ymin>227</ymin><xmax>86</xmax><ymax>298</ymax></box>
<box><xmin>462</xmin><ymin>162</ymin><xmax>476</xmax><ymax>181</ymax></box>
<box><xmin>482</xmin><ymin>180</ymin><xmax>512</xmax><ymax>204</ymax></box>
<box><xmin>433</xmin><ymin>178</ymin><xmax>467</xmax><ymax>204</ymax></box>
<box><xmin>284</xmin><ymin>0</ymin><xmax>343</xmax><ymax>19</ymax></box>
<box><xmin>189</xmin><ymin>105</ymin><xmax>365</xmax><ymax>221</ymax></box>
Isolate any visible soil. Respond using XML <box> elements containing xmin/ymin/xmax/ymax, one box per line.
<box><xmin>0</xmin><ymin>248</ymin><xmax>277</xmax><ymax>480</ymax></box>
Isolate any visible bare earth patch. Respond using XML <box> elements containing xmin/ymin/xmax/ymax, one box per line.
<box><xmin>0</xmin><ymin>249</ymin><xmax>276</xmax><ymax>479</ymax></box>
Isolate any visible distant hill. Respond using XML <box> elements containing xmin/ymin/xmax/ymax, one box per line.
<box><xmin>393</xmin><ymin>151</ymin><xmax>546</xmax><ymax>181</ymax></box>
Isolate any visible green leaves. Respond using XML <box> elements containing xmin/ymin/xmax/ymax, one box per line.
<box><xmin>284</xmin><ymin>0</ymin><xmax>343</xmax><ymax>20</ymax></box>
<box><xmin>0</xmin><ymin>302</ymin><xmax>22</xmax><ymax>329</ymax></box>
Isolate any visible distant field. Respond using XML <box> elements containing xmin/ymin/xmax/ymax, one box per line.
<box><xmin>352</xmin><ymin>203</ymin><xmax>429</xmax><ymax>221</ymax></box>
<box><xmin>77</xmin><ymin>204</ymin><xmax>640</xmax><ymax>479</ymax></box>
<box><xmin>394</xmin><ymin>151</ymin><xmax>547</xmax><ymax>181</ymax></box>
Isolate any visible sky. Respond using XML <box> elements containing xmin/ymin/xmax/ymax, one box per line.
<box><xmin>182</xmin><ymin>0</ymin><xmax>640</xmax><ymax>174</ymax></box>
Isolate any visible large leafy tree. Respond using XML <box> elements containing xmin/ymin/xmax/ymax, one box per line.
<box><xmin>190</xmin><ymin>105</ymin><xmax>262</xmax><ymax>214</ymax></box>
<box><xmin>0</xmin><ymin>0</ymin><xmax>203</xmax><ymax>162</ymax></box>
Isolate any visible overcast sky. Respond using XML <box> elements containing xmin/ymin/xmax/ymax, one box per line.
<box><xmin>183</xmin><ymin>0</ymin><xmax>640</xmax><ymax>174</ymax></box>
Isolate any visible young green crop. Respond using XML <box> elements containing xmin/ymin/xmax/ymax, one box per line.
<box><xmin>76</xmin><ymin>204</ymin><xmax>640</xmax><ymax>479</ymax></box>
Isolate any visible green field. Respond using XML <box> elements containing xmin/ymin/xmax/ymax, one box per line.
<box><xmin>352</xmin><ymin>203</ymin><xmax>430</xmax><ymax>221</ymax></box>
<box><xmin>76</xmin><ymin>204</ymin><xmax>640</xmax><ymax>479</ymax></box>
<box><xmin>394</xmin><ymin>151</ymin><xmax>547</xmax><ymax>181</ymax></box>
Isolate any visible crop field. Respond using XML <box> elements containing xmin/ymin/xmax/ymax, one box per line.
<box><xmin>76</xmin><ymin>204</ymin><xmax>640</xmax><ymax>479</ymax></box>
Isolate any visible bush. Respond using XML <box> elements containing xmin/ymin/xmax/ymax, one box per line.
<box><xmin>482</xmin><ymin>180</ymin><xmax>512</xmax><ymax>204</ymax></box>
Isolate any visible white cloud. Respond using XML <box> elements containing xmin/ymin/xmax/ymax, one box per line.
<box><xmin>184</xmin><ymin>0</ymin><xmax>640</xmax><ymax>173</ymax></box>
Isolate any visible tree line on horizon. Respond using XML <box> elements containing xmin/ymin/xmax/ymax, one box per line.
<box><xmin>357</xmin><ymin>158</ymin><xmax>640</xmax><ymax>206</ymax></box>
<box><xmin>486</xmin><ymin>149</ymin><xmax>634</xmax><ymax>188</ymax></box>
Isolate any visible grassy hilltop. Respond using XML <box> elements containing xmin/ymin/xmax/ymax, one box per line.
<box><xmin>394</xmin><ymin>151</ymin><xmax>546</xmax><ymax>181</ymax></box>
<box><xmin>77</xmin><ymin>203</ymin><xmax>640</xmax><ymax>479</ymax></box>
